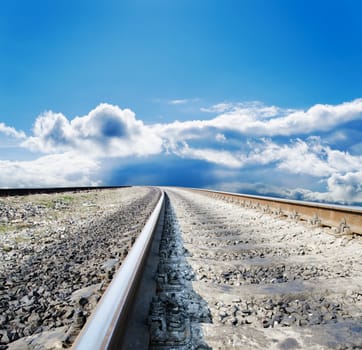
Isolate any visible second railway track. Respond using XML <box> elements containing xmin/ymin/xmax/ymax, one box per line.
<box><xmin>153</xmin><ymin>188</ymin><xmax>362</xmax><ymax>349</ymax></box>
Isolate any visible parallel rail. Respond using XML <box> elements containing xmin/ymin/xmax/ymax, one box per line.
<box><xmin>61</xmin><ymin>187</ymin><xmax>360</xmax><ymax>348</ymax></box>
<box><xmin>72</xmin><ymin>191</ymin><xmax>165</xmax><ymax>350</ymax></box>
<box><xmin>189</xmin><ymin>188</ymin><xmax>362</xmax><ymax>235</ymax></box>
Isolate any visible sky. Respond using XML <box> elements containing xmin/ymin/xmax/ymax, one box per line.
<box><xmin>0</xmin><ymin>0</ymin><xmax>362</xmax><ymax>205</ymax></box>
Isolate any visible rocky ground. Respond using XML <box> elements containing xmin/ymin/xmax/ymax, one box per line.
<box><xmin>0</xmin><ymin>187</ymin><xmax>160</xmax><ymax>350</ymax></box>
<box><xmin>149</xmin><ymin>188</ymin><xmax>362</xmax><ymax>349</ymax></box>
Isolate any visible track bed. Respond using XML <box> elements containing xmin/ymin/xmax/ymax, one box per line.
<box><xmin>149</xmin><ymin>188</ymin><xmax>362</xmax><ymax>349</ymax></box>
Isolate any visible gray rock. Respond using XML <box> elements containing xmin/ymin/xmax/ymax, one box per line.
<box><xmin>0</xmin><ymin>329</ymin><xmax>10</xmax><ymax>344</ymax></box>
<box><xmin>281</xmin><ymin>316</ymin><xmax>296</xmax><ymax>326</ymax></box>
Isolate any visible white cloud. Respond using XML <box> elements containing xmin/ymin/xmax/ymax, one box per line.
<box><xmin>215</xmin><ymin>133</ymin><xmax>226</xmax><ymax>142</ymax></box>
<box><xmin>267</xmin><ymin>139</ymin><xmax>336</xmax><ymax>177</ymax></box>
<box><xmin>258</xmin><ymin>99</ymin><xmax>362</xmax><ymax>135</ymax></box>
<box><xmin>175</xmin><ymin>142</ymin><xmax>244</xmax><ymax>168</ymax></box>
<box><xmin>23</xmin><ymin>111</ymin><xmax>74</xmax><ymax>153</ymax></box>
<box><xmin>0</xmin><ymin>122</ymin><xmax>26</xmax><ymax>139</ymax></box>
<box><xmin>211</xmin><ymin>176</ymin><xmax>362</xmax><ymax>205</ymax></box>
<box><xmin>210</xmin><ymin>180</ymin><xmax>313</xmax><ymax>200</ymax></box>
<box><xmin>168</xmin><ymin>98</ymin><xmax>200</xmax><ymax>105</ymax></box>
<box><xmin>205</xmin><ymin>136</ymin><xmax>362</xmax><ymax>203</ymax></box>
<box><xmin>325</xmin><ymin>171</ymin><xmax>362</xmax><ymax>204</ymax></box>
<box><xmin>23</xmin><ymin>103</ymin><xmax>163</xmax><ymax>157</ymax></box>
<box><xmin>1</xmin><ymin>99</ymin><xmax>361</xmax><ymax>204</ymax></box>
<box><xmin>245</xmin><ymin>137</ymin><xmax>362</xmax><ymax>178</ymax></box>
<box><xmin>168</xmin><ymin>99</ymin><xmax>189</xmax><ymax>105</ymax></box>
<box><xmin>160</xmin><ymin>98</ymin><xmax>362</xmax><ymax>140</ymax></box>
<box><xmin>201</xmin><ymin>102</ymin><xmax>236</xmax><ymax>113</ymax></box>
<box><xmin>0</xmin><ymin>152</ymin><xmax>100</xmax><ymax>188</ymax></box>
<box><xmin>286</xmin><ymin>171</ymin><xmax>362</xmax><ymax>205</ymax></box>
<box><xmin>200</xmin><ymin>101</ymin><xmax>292</xmax><ymax>117</ymax></box>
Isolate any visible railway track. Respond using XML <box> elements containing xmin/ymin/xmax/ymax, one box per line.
<box><xmin>1</xmin><ymin>187</ymin><xmax>361</xmax><ymax>349</ymax></box>
<box><xmin>75</xmin><ymin>187</ymin><xmax>362</xmax><ymax>349</ymax></box>
<box><xmin>160</xmin><ymin>188</ymin><xmax>362</xmax><ymax>349</ymax></box>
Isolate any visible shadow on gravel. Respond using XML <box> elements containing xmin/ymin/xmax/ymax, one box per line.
<box><xmin>148</xmin><ymin>194</ymin><xmax>212</xmax><ymax>349</ymax></box>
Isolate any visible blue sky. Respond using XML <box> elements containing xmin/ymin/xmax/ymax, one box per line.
<box><xmin>0</xmin><ymin>0</ymin><xmax>362</xmax><ymax>205</ymax></box>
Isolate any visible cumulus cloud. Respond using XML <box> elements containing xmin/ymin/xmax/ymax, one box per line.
<box><xmin>211</xmin><ymin>175</ymin><xmax>362</xmax><ymax>206</ymax></box>
<box><xmin>245</xmin><ymin>137</ymin><xmax>362</xmax><ymax>178</ymax></box>
<box><xmin>0</xmin><ymin>152</ymin><xmax>100</xmax><ymax>188</ymax></box>
<box><xmin>0</xmin><ymin>122</ymin><xmax>26</xmax><ymax>139</ymax></box>
<box><xmin>23</xmin><ymin>103</ymin><xmax>163</xmax><ymax>157</ymax></box>
<box><xmin>257</xmin><ymin>99</ymin><xmax>362</xmax><ymax>135</ymax></box>
<box><xmin>210</xmin><ymin>181</ymin><xmax>315</xmax><ymax>200</ymax></box>
<box><xmin>203</xmin><ymin>135</ymin><xmax>362</xmax><ymax>204</ymax></box>
<box><xmin>325</xmin><ymin>171</ymin><xmax>362</xmax><ymax>204</ymax></box>
<box><xmin>160</xmin><ymin>98</ymin><xmax>362</xmax><ymax>140</ymax></box>
<box><xmin>175</xmin><ymin>142</ymin><xmax>244</xmax><ymax>168</ymax></box>
<box><xmin>248</xmin><ymin>138</ymin><xmax>337</xmax><ymax>177</ymax></box>
<box><xmin>298</xmin><ymin>171</ymin><xmax>362</xmax><ymax>204</ymax></box>
<box><xmin>23</xmin><ymin>112</ymin><xmax>74</xmax><ymax>152</ymax></box>
<box><xmin>1</xmin><ymin>99</ymin><xmax>361</xmax><ymax>204</ymax></box>
<box><xmin>162</xmin><ymin>136</ymin><xmax>361</xmax><ymax>179</ymax></box>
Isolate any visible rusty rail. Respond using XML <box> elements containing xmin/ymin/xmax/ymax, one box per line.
<box><xmin>189</xmin><ymin>189</ymin><xmax>362</xmax><ymax>235</ymax></box>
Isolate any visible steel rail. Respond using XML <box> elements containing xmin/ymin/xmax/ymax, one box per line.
<box><xmin>72</xmin><ymin>190</ymin><xmax>165</xmax><ymax>350</ymax></box>
<box><xmin>187</xmin><ymin>188</ymin><xmax>362</xmax><ymax>235</ymax></box>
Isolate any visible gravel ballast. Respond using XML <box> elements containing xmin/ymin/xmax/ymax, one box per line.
<box><xmin>0</xmin><ymin>187</ymin><xmax>160</xmax><ymax>349</ymax></box>
<box><xmin>162</xmin><ymin>188</ymin><xmax>362</xmax><ymax>350</ymax></box>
